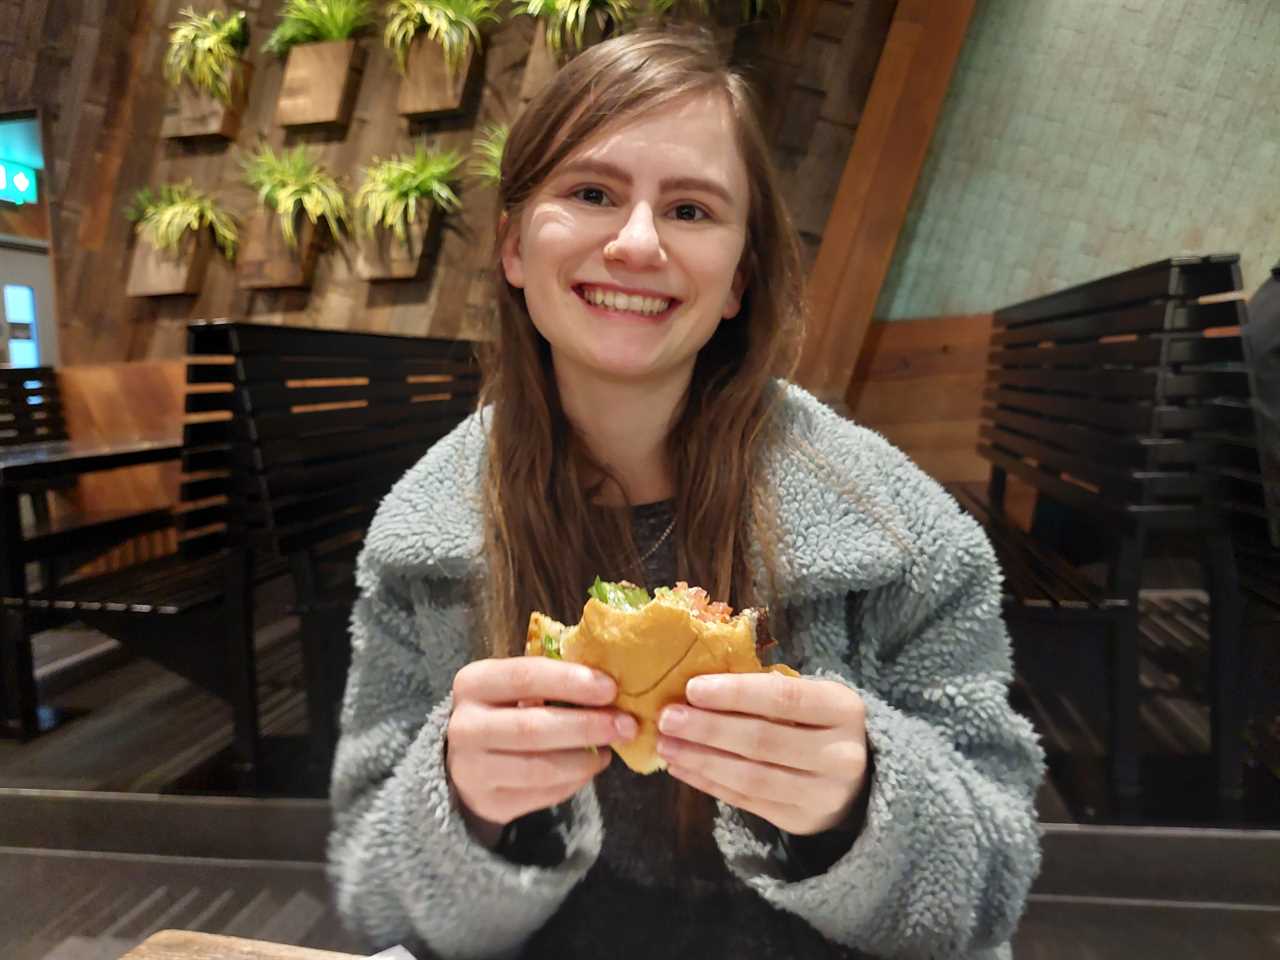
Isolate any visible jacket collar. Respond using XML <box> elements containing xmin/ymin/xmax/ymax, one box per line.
<box><xmin>368</xmin><ymin>383</ymin><xmax>912</xmax><ymax>604</ymax></box>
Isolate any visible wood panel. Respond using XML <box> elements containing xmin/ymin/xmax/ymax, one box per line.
<box><xmin>797</xmin><ymin>0</ymin><xmax>976</xmax><ymax>402</ymax></box>
<box><xmin>846</xmin><ymin>311</ymin><xmax>1038</xmax><ymax>525</ymax></box>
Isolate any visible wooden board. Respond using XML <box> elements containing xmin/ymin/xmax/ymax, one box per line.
<box><xmin>796</xmin><ymin>0</ymin><xmax>977</xmax><ymax>402</ymax></box>
<box><xmin>118</xmin><ymin>930</ymin><xmax>359</xmax><ymax>960</ymax></box>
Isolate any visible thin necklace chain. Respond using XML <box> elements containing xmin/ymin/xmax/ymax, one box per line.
<box><xmin>638</xmin><ymin>515</ymin><xmax>676</xmax><ymax>564</ymax></box>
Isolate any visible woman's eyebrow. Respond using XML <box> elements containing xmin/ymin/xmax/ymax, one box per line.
<box><xmin>556</xmin><ymin>158</ymin><xmax>735</xmax><ymax>208</ymax></box>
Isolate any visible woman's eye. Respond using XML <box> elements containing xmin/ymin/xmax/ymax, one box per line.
<box><xmin>672</xmin><ymin>203</ymin><xmax>710</xmax><ymax>222</ymax></box>
<box><xmin>568</xmin><ymin>188</ymin><xmax>709</xmax><ymax>221</ymax></box>
<box><xmin>572</xmin><ymin>186</ymin><xmax>611</xmax><ymax>206</ymax></box>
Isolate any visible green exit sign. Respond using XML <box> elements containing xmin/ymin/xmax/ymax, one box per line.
<box><xmin>0</xmin><ymin>160</ymin><xmax>37</xmax><ymax>205</ymax></box>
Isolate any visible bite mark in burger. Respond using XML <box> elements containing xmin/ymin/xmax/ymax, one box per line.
<box><xmin>526</xmin><ymin>578</ymin><xmax>799</xmax><ymax>774</ymax></box>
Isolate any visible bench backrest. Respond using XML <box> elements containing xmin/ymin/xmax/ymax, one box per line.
<box><xmin>0</xmin><ymin>367</ymin><xmax>68</xmax><ymax>447</ymax></box>
<box><xmin>185</xmin><ymin>321</ymin><xmax>480</xmax><ymax>566</ymax></box>
<box><xmin>982</xmin><ymin>255</ymin><xmax>1251</xmax><ymax>533</ymax></box>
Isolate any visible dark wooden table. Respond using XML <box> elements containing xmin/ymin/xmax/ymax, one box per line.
<box><xmin>118</xmin><ymin>930</ymin><xmax>361</xmax><ymax>959</ymax></box>
<box><xmin>0</xmin><ymin>436</ymin><xmax>182</xmax><ymax>736</ymax></box>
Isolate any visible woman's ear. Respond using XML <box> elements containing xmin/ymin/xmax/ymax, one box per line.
<box><xmin>722</xmin><ymin>262</ymin><xmax>748</xmax><ymax>319</ymax></box>
<box><xmin>499</xmin><ymin>211</ymin><xmax>526</xmax><ymax>289</ymax></box>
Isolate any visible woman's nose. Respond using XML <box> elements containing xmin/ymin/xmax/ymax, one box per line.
<box><xmin>603</xmin><ymin>203</ymin><xmax>666</xmax><ymax>268</ymax></box>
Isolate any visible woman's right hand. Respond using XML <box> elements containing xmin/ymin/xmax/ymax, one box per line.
<box><xmin>447</xmin><ymin>656</ymin><xmax>637</xmax><ymax>845</ymax></box>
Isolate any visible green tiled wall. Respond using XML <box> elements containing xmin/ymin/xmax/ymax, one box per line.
<box><xmin>876</xmin><ymin>0</ymin><xmax>1280</xmax><ymax>319</ymax></box>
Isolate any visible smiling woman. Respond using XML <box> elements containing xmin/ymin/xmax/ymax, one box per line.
<box><xmin>328</xmin><ymin>26</ymin><xmax>1045</xmax><ymax>960</ymax></box>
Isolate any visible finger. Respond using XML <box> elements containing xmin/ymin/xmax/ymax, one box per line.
<box><xmin>657</xmin><ymin>734</ymin><xmax>818</xmax><ymax>807</ymax></box>
<box><xmin>454</xmin><ymin>657</ymin><xmax>617</xmax><ymax>707</ymax></box>
<box><xmin>481</xmin><ymin>746</ymin><xmax>613</xmax><ymax>790</ymax></box>
<box><xmin>666</xmin><ymin>762</ymin><xmax>804</xmax><ymax>833</ymax></box>
<box><xmin>487</xmin><ymin>773</ymin><xmax>603</xmax><ymax>824</ymax></box>
<box><xmin>657</xmin><ymin>705</ymin><xmax>832</xmax><ymax>773</ymax></box>
<box><xmin>454</xmin><ymin>704</ymin><xmax>635</xmax><ymax>752</ymax></box>
<box><xmin>685</xmin><ymin>673</ymin><xmax>859</xmax><ymax>727</ymax></box>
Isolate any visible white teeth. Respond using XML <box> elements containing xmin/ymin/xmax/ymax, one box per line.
<box><xmin>581</xmin><ymin>286</ymin><xmax>672</xmax><ymax>316</ymax></box>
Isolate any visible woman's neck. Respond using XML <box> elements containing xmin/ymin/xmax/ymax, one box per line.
<box><xmin>555</xmin><ymin>361</ymin><xmax>689</xmax><ymax>507</ymax></box>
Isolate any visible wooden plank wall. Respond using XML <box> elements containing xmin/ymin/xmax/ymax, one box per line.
<box><xmin>795</xmin><ymin>0</ymin><xmax>975</xmax><ymax>403</ymax></box>
<box><xmin>3</xmin><ymin>0</ymin><xmax>897</xmax><ymax>364</ymax></box>
<box><xmin>845</xmin><ymin>312</ymin><xmax>1036</xmax><ymax>527</ymax></box>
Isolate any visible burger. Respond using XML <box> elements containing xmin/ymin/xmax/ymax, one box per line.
<box><xmin>525</xmin><ymin>578</ymin><xmax>798</xmax><ymax>774</ymax></box>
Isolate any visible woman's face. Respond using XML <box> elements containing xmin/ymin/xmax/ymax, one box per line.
<box><xmin>501</xmin><ymin>92</ymin><xmax>751</xmax><ymax>388</ymax></box>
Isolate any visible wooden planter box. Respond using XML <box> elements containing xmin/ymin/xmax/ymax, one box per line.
<box><xmin>355</xmin><ymin>210</ymin><xmax>435</xmax><ymax>281</ymax></box>
<box><xmin>161</xmin><ymin>62</ymin><xmax>253</xmax><ymax>140</ymax></box>
<box><xmin>275</xmin><ymin>40</ymin><xmax>367</xmax><ymax>128</ymax></box>
<box><xmin>126</xmin><ymin>233</ymin><xmax>211</xmax><ymax>297</ymax></box>
<box><xmin>518</xmin><ymin>18</ymin><xmax>605</xmax><ymax>104</ymax></box>
<box><xmin>236</xmin><ymin>208</ymin><xmax>320</xmax><ymax>289</ymax></box>
<box><xmin>397</xmin><ymin>38</ymin><xmax>478</xmax><ymax>116</ymax></box>
<box><xmin>518</xmin><ymin>20</ymin><xmax>559</xmax><ymax>103</ymax></box>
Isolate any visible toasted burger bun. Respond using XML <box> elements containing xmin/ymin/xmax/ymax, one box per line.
<box><xmin>526</xmin><ymin>595</ymin><xmax>798</xmax><ymax>774</ymax></box>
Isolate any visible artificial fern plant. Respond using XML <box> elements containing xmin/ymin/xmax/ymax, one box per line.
<box><xmin>355</xmin><ymin>147</ymin><xmax>463</xmax><ymax>245</ymax></box>
<box><xmin>263</xmin><ymin>0</ymin><xmax>376</xmax><ymax>56</ymax></box>
<box><xmin>126</xmin><ymin>181</ymin><xmax>238</xmax><ymax>261</ymax></box>
<box><xmin>163</xmin><ymin>7</ymin><xmax>250</xmax><ymax>103</ymax></box>
<box><xmin>468</xmin><ymin>123</ymin><xmax>507</xmax><ymax>187</ymax></box>
<box><xmin>242</xmin><ymin>144</ymin><xmax>349</xmax><ymax>247</ymax></box>
<box><xmin>383</xmin><ymin>0</ymin><xmax>502</xmax><ymax>77</ymax></box>
<box><xmin>512</xmin><ymin>0</ymin><xmax>629</xmax><ymax>58</ymax></box>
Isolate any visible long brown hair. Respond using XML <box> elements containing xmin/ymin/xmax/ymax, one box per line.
<box><xmin>479</xmin><ymin>28</ymin><xmax>807</xmax><ymax>661</ymax></box>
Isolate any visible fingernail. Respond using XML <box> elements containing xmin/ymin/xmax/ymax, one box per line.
<box><xmin>614</xmin><ymin>715</ymin><xmax>638</xmax><ymax>741</ymax></box>
<box><xmin>686</xmin><ymin>677</ymin><xmax>714</xmax><ymax>701</ymax></box>
<box><xmin>659</xmin><ymin>706</ymin><xmax>686</xmax><ymax>733</ymax></box>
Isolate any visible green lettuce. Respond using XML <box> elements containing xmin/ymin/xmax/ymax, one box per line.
<box><xmin>541</xmin><ymin>632</ymin><xmax>562</xmax><ymax>659</ymax></box>
<box><xmin>587</xmin><ymin>577</ymin><xmax>651</xmax><ymax>611</ymax></box>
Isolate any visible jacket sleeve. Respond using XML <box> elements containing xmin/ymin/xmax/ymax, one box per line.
<box><xmin>714</xmin><ymin>487</ymin><xmax>1045</xmax><ymax>959</ymax></box>
<box><xmin>327</xmin><ymin>559</ymin><xmax>603</xmax><ymax>959</ymax></box>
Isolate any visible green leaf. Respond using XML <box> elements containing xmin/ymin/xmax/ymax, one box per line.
<box><xmin>263</xmin><ymin>0</ymin><xmax>376</xmax><ymax>56</ymax></box>
<box><xmin>587</xmin><ymin>577</ymin><xmax>651</xmax><ymax>611</ymax></box>
<box><xmin>383</xmin><ymin>0</ymin><xmax>502</xmax><ymax>77</ymax></box>
<box><xmin>242</xmin><ymin>144</ymin><xmax>348</xmax><ymax>248</ymax></box>
<box><xmin>164</xmin><ymin>7</ymin><xmax>249</xmax><ymax>104</ymax></box>
<box><xmin>468</xmin><ymin>123</ymin><xmax>507</xmax><ymax>187</ymax></box>
<box><xmin>126</xmin><ymin>180</ymin><xmax>239</xmax><ymax>261</ymax></box>
<box><xmin>541</xmin><ymin>632</ymin><xmax>562</xmax><ymax>659</ymax></box>
<box><xmin>353</xmin><ymin>145</ymin><xmax>463</xmax><ymax>247</ymax></box>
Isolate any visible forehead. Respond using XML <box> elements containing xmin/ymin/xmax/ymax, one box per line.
<box><xmin>555</xmin><ymin>92</ymin><xmax>750</xmax><ymax>203</ymax></box>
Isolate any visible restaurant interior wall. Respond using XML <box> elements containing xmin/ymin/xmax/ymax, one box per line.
<box><xmin>876</xmin><ymin>0</ymin><xmax>1280</xmax><ymax>320</ymax></box>
<box><xmin>1</xmin><ymin>0</ymin><xmax>897</xmax><ymax>364</ymax></box>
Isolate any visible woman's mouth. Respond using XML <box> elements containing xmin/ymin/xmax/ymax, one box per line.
<box><xmin>573</xmin><ymin>284</ymin><xmax>679</xmax><ymax>321</ymax></box>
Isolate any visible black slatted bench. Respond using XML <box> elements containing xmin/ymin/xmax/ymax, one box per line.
<box><xmin>947</xmin><ymin>254</ymin><xmax>1250</xmax><ymax>800</ymax></box>
<box><xmin>186</xmin><ymin>320</ymin><xmax>481</xmax><ymax>774</ymax></box>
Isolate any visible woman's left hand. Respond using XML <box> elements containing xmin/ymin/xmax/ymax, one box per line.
<box><xmin>656</xmin><ymin>672</ymin><xmax>869</xmax><ymax>836</ymax></box>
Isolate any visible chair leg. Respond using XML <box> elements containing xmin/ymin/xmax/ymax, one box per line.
<box><xmin>1202</xmin><ymin>533</ymin><xmax>1246</xmax><ymax>799</ymax></box>
<box><xmin>0</xmin><ymin>607</ymin><xmax>40</xmax><ymax>740</ymax></box>
<box><xmin>225</xmin><ymin>549</ymin><xmax>262</xmax><ymax>788</ymax></box>
<box><xmin>1106</xmin><ymin>609</ymin><xmax>1141</xmax><ymax>798</ymax></box>
<box><xmin>299</xmin><ymin>606</ymin><xmax>338</xmax><ymax>776</ymax></box>
<box><xmin>1106</xmin><ymin>533</ymin><xmax>1145</xmax><ymax>799</ymax></box>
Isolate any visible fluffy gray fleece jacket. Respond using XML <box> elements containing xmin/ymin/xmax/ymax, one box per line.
<box><xmin>328</xmin><ymin>382</ymin><xmax>1046</xmax><ymax>959</ymax></box>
